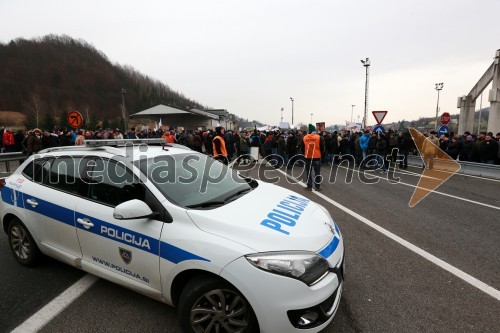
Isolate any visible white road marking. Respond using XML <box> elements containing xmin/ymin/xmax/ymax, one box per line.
<box><xmin>276</xmin><ymin>168</ymin><xmax>500</xmax><ymax>302</ymax></box>
<box><xmin>11</xmin><ymin>274</ymin><xmax>98</xmax><ymax>333</ymax></box>
<box><xmin>334</xmin><ymin>164</ymin><xmax>500</xmax><ymax>211</ymax></box>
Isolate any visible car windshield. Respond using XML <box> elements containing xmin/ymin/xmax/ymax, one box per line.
<box><xmin>135</xmin><ymin>152</ymin><xmax>253</xmax><ymax>208</ymax></box>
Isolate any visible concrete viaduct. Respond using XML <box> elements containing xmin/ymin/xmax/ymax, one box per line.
<box><xmin>458</xmin><ymin>49</ymin><xmax>500</xmax><ymax>134</ymax></box>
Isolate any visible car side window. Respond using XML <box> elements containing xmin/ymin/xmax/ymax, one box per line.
<box><xmin>88</xmin><ymin>158</ymin><xmax>145</xmax><ymax>207</ymax></box>
<box><xmin>22</xmin><ymin>159</ymin><xmax>47</xmax><ymax>181</ymax></box>
<box><xmin>36</xmin><ymin>157</ymin><xmax>90</xmax><ymax>197</ymax></box>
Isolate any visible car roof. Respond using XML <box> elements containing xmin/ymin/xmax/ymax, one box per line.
<box><xmin>36</xmin><ymin>139</ymin><xmax>193</xmax><ymax>161</ymax></box>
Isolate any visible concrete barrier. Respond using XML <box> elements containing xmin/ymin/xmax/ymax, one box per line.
<box><xmin>407</xmin><ymin>155</ymin><xmax>500</xmax><ymax>180</ymax></box>
<box><xmin>0</xmin><ymin>152</ymin><xmax>27</xmax><ymax>173</ymax></box>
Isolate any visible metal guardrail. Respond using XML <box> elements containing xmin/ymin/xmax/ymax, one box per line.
<box><xmin>407</xmin><ymin>155</ymin><xmax>500</xmax><ymax>180</ymax></box>
<box><xmin>0</xmin><ymin>152</ymin><xmax>27</xmax><ymax>173</ymax></box>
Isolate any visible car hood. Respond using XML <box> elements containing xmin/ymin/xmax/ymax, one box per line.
<box><xmin>186</xmin><ymin>181</ymin><xmax>336</xmax><ymax>253</ymax></box>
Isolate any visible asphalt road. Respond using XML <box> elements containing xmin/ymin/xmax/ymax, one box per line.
<box><xmin>0</xmin><ymin>161</ymin><xmax>499</xmax><ymax>332</ymax></box>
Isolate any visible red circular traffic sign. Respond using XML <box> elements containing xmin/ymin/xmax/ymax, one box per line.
<box><xmin>67</xmin><ymin>111</ymin><xmax>83</xmax><ymax>128</ymax></box>
<box><xmin>440</xmin><ymin>112</ymin><xmax>451</xmax><ymax>125</ymax></box>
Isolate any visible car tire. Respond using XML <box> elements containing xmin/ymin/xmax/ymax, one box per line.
<box><xmin>178</xmin><ymin>275</ymin><xmax>259</xmax><ymax>333</ymax></box>
<box><xmin>7</xmin><ymin>218</ymin><xmax>40</xmax><ymax>266</ymax></box>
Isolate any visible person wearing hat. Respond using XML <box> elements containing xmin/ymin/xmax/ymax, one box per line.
<box><xmin>459</xmin><ymin>135</ymin><xmax>474</xmax><ymax>161</ymax></box>
<box><xmin>27</xmin><ymin>128</ymin><xmax>43</xmax><ymax>155</ymax></box>
<box><xmin>303</xmin><ymin>124</ymin><xmax>324</xmax><ymax>191</ymax></box>
<box><xmin>212</xmin><ymin>126</ymin><xmax>228</xmax><ymax>165</ymax></box>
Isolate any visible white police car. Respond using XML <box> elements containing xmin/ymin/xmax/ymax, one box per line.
<box><xmin>0</xmin><ymin>139</ymin><xmax>344</xmax><ymax>333</ymax></box>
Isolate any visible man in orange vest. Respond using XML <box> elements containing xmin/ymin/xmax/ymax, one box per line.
<box><xmin>303</xmin><ymin>124</ymin><xmax>324</xmax><ymax>191</ymax></box>
<box><xmin>212</xmin><ymin>126</ymin><xmax>228</xmax><ymax>165</ymax></box>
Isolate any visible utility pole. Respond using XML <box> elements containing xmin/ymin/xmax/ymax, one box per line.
<box><xmin>361</xmin><ymin>58</ymin><xmax>370</xmax><ymax>129</ymax></box>
<box><xmin>434</xmin><ymin>83</ymin><xmax>444</xmax><ymax>131</ymax></box>
<box><xmin>121</xmin><ymin>88</ymin><xmax>128</xmax><ymax>132</ymax></box>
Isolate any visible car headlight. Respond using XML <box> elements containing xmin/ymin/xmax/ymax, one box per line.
<box><xmin>245</xmin><ymin>251</ymin><xmax>330</xmax><ymax>286</ymax></box>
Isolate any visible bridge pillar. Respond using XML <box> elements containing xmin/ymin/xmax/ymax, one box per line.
<box><xmin>487</xmin><ymin>49</ymin><xmax>500</xmax><ymax>134</ymax></box>
<box><xmin>457</xmin><ymin>95</ymin><xmax>475</xmax><ymax>134</ymax></box>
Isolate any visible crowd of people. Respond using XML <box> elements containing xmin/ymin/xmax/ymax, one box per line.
<box><xmin>1</xmin><ymin>125</ymin><xmax>499</xmax><ymax>169</ymax></box>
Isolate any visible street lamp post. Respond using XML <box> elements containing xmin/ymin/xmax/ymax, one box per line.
<box><xmin>434</xmin><ymin>83</ymin><xmax>444</xmax><ymax>131</ymax></box>
<box><xmin>121</xmin><ymin>88</ymin><xmax>128</xmax><ymax>132</ymax></box>
<box><xmin>280</xmin><ymin>107</ymin><xmax>284</xmax><ymax>125</ymax></box>
<box><xmin>351</xmin><ymin>104</ymin><xmax>355</xmax><ymax>122</ymax></box>
<box><xmin>290</xmin><ymin>97</ymin><xmax>294</xmax><ymax>126</ymax></box>
<box><xmin>310</xmin><ymin>113</ymin><xmax>313</xmax><ymax>124</ymax></box>
<box><xmin>361</xmin><ymin>58</ymin><xmax>370</xmax><ymax>129</ymax></box>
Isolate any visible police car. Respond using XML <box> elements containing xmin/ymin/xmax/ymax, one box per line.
<box><xmin>0</xmin><ymin>139</ymin><xmax>344</xmax><ymax>333</ymax></box>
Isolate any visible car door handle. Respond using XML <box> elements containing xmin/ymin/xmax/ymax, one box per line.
<box><xmin>77</xmin><ymin>218</ymin><xmax>94</xmax><ymax>229</ymax></box>
<box><xmin>26</xmin><ymin>199</ymin><xmax>38</xmax><ymax>207</ymax></box>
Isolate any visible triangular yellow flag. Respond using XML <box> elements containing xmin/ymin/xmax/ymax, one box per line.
<box><xmin>408</xmin><ymin>128</ymin><xmax>461</xmax><ymax>207</ymax></box>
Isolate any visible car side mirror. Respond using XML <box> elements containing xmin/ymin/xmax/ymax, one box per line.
<box><xmin>113</xmin><ymin>199</ymin><xmax>159</xmax><ymax>220</ymax></box>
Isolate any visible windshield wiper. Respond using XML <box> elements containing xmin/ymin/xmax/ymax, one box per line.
<box><xmin>186</xmin><ymin>201</ymin><xmax>225</xmax><ymax>209</ymax></box>
<box><xmin>186</xmin><ymin>188</ymin><xmax>252</xmax><ymax>209</ymax></box>
<box><xmin>223</xmin><ymin>188</ymin><xmax>252</xmax><ymax>202</ymax></box>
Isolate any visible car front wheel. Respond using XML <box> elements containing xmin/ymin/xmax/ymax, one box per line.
<box><xmin>8</xmin><ymin>218</ymin><xmax>40</xmax><ymax>266</ymax></box>
<box><xmin>178</xmin><ymin>276</ymin><xmax>259</xmax><ymax>333</ymax></box>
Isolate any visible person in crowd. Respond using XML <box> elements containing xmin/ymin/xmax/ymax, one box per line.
<box><xmin>295</xmin><ymin>129</ymin><xmax>305</xmax><ymax>167</ymax></box>
<box><xmin>103</xmin><ymin>128</ymin><xmax>114</xmax><ymax>140</ymax></box>
<box><xmin>472</xmin><ymin>132</ymin><xmax>485</xmax><ymax>162</ymax></box>
<box><xmin>423</xmin><ymin>131</ymin><xmax>439</xmax><ymax>169</ymax></box>
<box><xmin>478</xmin><ymin>133</ymin><xmax>498</xmax><ymax>164</ymax></box>
<box><xmin>398</xmin><ymin>131</ymin><xmax>413</xmax><ymax>169</ymax></box>
<box><xmin>84</xmin><ymin>130</ymin><xmax>93</xmax><ymax>140</ymax></box>
<box><xmin>339</xmin><ymin>133</ymin><xmax>349</xmax><ymax>157</ymax></box>
<box><xmin>236</xmin><ymin>131</ymin><xmax>250</xmax><ymax>165</ymax></box>
<box><xmin>59</xmin><ymin>130</ymin><xmax>73</xmax><ymax>146</ymax></box>
<box><xmin>232</xmin><ymin>131</ymin><xmax>240</xmax><ymax>158</ymax></box>
<box><xmin>205</xmin><ymin>130</ymin><xmax>213</xmax><ymax>155</ymax></box>
<box><xmin>439</xmin><ymin>135</ymin><xmax>449</xmax><ymax>151</ymax></box>
<box><xmin>263</xmin><ymin>132</ymin><xmax>274</xmax><ymax>159</ymax></box>
<box><xmin>496</xmin><ymin>133</ymin><xmax>500</xmax><ymax>165</ymax></box>
<box><xmin>13</xmin><ymin>130</ymin><xmax>25</xmax><ymax>152</ymax></box>
<box><xmin>27</xmin><ymin>129</ymin><xmax>43</xmax><ymax>155</ymax></box>
<box><xmin>388</xmin><ymin>132</ymin><xmax>399</xmax><ymax>163</ymax></box>
<box><xmin>2</xmin><ymin>128</ymin><xmax>15</xmax><ymax>152</ymax></box>
<box><xmin>286</xmin><ymin>131</ymin><xmax>297</xmax><ymax>169</ymax></box>
<box><xmin>446</xmin><ymin>136</ymin><xmax>463</xmax><ymax>160</ymax></box>
<box><xmin>212</xmin><ymin>126</ymin><xmax>228</xmax><ymax>165</ymax></box>
<box><xmin>303</xmin><ymin>124</ymin><xmax>324</xmax><ymax>191</ymax></box>
<box><xmin>187</xmin><ymin>130</ymin><xmax>195</xmax><ymax>150</ymax></box>
<box><xmin>459</xmin><ymin>135</ymin><xmax>474</xmax><ymax>161</ymax></box>
<box><xmin>359</xmin><ymin>130</ymin><xmax>371</xmax><ymax>167</ymax></box>
<box><xmin>114</xmin><ymin>129</ymin><xmax>124</xmax><ymax>139</ymax></box>
<box><xmin>225</xmin><ymin>130</ymin><xmax>235</xmax><ymax>159</ymax></box>
<box><xmin>127</xmin><ymin>127</ymin><xmax>137</xmax><ymax>139</ymax></box>
<box><xmin>75</xmin><ymin>130</ymin><xmax>85</xmax><ymax>145</ymax></box>
<box><xmin>375</xmin><ymin>133</ymin><xmax>388</xmax><ymax>173</ymax></box>
<box><xmin>42</xmin><ymin>130</ymin><xmax>59</xmax><ymax>148</ymax></box>
<box><xmin>277</xmin><ymin>131</ymin><xmax>288</xmax><ymax>168</ymax></box>
<box><xmin>332</xmin><ymin>131</ymin><xmax>341</xmax><ymax>164</ymax></box>
<box><xmin>367</xmin><ymin>132</ymin><xmax>378</xmax><ymax>155</ymax></box>
<box><xmin>193</xmin><ymin>130</ymin><xmax>203</xmax><ymax>153</ymax></box>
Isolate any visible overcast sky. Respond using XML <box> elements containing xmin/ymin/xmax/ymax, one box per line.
<box><xmin>1</xmin><ymin>0</ymin><xmax>498</xmax><ymax>127</ymax></box>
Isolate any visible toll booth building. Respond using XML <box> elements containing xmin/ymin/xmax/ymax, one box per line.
<box><xmin>129</xmin><ymin>104</ymin><xmax>226</xmax><ymax>131</ymax></box>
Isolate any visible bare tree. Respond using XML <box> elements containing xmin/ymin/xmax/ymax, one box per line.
<box><xmin>32</xmin><ymin>93</ymin><xmax>41</xmax><ymax>128</ymax></box>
